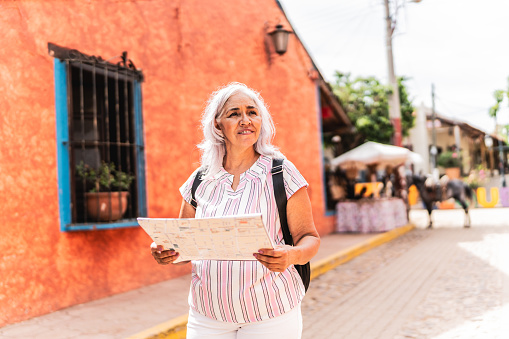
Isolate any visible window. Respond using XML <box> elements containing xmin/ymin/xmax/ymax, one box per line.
<box><xmin>51</xmin><ymin>43</ymin><xmax>147</xmax><ymax>231</ymax></box>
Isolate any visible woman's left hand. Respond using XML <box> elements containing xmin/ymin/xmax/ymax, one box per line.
<box><xmin>255</xmin><ymin>187</ymin><xmax>320</xmax><ymax>273</ymax></box>
<box><xmin>254</xmin><ymin>245</ymin><xmax>295</xmax><ymax>272</ymax></box>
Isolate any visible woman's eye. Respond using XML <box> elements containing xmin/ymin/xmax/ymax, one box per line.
<box><xmin>228</xmin><ymin>112</ymin><xmax>239</xmax><ymax>118</ymax></box>
<box><xmin>249</xmin><ymin>111</ymin><xmax>257</xmax><ymax>115</ymax></box>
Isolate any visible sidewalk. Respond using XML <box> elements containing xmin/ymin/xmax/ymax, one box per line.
<box><xmin>0</xmin><ymin>225</ymin><xmax>414</xmax><ymax>339</ymax></box>
<box><xmin>302</xmin><ymin>211</ymin><xmax>509</xmax><ymax>338</ymax></box>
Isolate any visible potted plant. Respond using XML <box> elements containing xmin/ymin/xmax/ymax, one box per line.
<box><xmin>437</xmin><ymin>151</ymin><xmax>462</xmax><ymax>179</ymax></box>
<box><xmin>465</xmin><ymin>165</ymin><xmax>487</xmax><ymax>189</ymax></box>
<box><xmin>76</xmin><ymin>161</ymin><xmax>135</xmax><ymax>221</ymax></box>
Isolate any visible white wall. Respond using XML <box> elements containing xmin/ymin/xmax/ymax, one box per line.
<box><xmin>408</xmin><ymin>103</ymin><xmax>430</xmax><ymax>174</ymax></box>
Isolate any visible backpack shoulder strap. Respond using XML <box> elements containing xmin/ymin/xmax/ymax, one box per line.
<box><xmin>272</xmin><ymin>158</ymin><xmax>293</xmax><ymax>246</ymax></box>
<box><xmin>191</xmin><ymin>168</ymin><xmax>205</xmax><ymax>209</ymax></box>
<box><xmin>272</xmin><ymin>158</ymin><xmax>311</xmax><ymax>292</ymax></box>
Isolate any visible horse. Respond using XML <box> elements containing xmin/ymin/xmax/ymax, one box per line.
<box><xmin>409</xmin><ymin>174</ymin><xmax>473</xmax><ymax>228</ymax></box>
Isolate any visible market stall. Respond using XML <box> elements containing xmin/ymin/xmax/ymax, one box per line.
<box><xmin>335</xmin><ymin>198</ymin><xmax>408</xmax><ymax>233</ymax></box>
<box><xmin>330</xmin><ymin>142</ymin><xmax>422</xmax><ymax>233</ymax></box>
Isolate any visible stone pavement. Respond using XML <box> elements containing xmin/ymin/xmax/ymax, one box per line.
<box><xmin>2</xmin><ymin>208</ymin><xmax>507</xmax><ymax>338</ymax></box>
<box><xmin>0</xmin><ymin>226</ymin><xmax>388</xmax><ymax>338</ymax></box>
<box><xmin>303</xmin><ymin>208</ymin><xmax>509</xmax><ymax>338</ymax></box>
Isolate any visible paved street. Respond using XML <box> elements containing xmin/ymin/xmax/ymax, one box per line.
<box><xmin>302</xmin><ymin>209</ymin><xmax>509</xmax><ymax>338</ymax></box>
<box><xmin>1</xmin><ymin>208</ymin><xmax>507</xmax><ymax>339</ymax></box>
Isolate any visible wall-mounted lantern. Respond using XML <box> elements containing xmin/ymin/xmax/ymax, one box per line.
<box><xmin>484</xmin><ymin>135</ymin><xmax>493</xmax><ymax>149</ymax></box>
<box><xmin>268</xmin><ymin>24</ymin><xmax>292</xmax><ymax>55</ymax></box>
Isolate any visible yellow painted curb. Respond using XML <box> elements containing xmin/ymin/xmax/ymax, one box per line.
<box><xmin>126</xmin><ymin>313</ymin><xmax>188</xmax><ymax>339</ymax></box>
<box><xmin>127</xmin><ymin>223</ymin><xmax>415</xmax><ymax>339</ymax></box>
<box><xmin>310</xmin><ymin>223</ymin><xmax>415</xmax><ymax>280</ymax></box>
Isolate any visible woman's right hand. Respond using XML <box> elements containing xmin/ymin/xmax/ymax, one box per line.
<box><xmin>150</xmin><ymin>242</ymin><xmax>187</xmax><ymax>265</ymax></box>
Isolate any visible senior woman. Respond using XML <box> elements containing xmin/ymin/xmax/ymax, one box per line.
<box><xmin>151</xmin><ymin>83</ymin><xmax>320</xmax><ymax>338</ymax></box>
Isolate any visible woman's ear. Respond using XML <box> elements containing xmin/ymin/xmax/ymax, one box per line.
<box><xmin>214</xmin><ymin>121</ymin><xmax>224</xmax><ymax>137</ymax></box>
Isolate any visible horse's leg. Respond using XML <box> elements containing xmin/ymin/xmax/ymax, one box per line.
<box><xmin>449</xmin><ymin>182</ymin><xmax>473</xmax><ymax>228</ymax></box>
<box><xmin>465</xmin><ymin>209</ymin><xmax>471</xmax><ymax>228</ymax></box>
<box><xmin>457</xmin><ymin>198</ymin><xmax>471</xmax><ymax>228</ymax></box>
<box><xmin>427</xmin><ymin>202</ymin><xmax>433</xmax><ymax>229</ymax></box>
<box><xmin>453</xmin><ymin>191</ymin><xmax>470</xmax><ymax>228</ymax></box>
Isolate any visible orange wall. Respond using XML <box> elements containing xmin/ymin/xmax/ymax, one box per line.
<box><xmin>0</xmin><ymin>0</ymin><xmax>333</xmax><ymax>326</ymax></box>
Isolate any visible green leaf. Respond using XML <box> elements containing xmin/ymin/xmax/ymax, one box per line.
<box><xmin>331</xmin><ymin>72</ymin><xmax>415</xmax><ymax>143</ymax></box>
<box><xmin>75</xmin><ymin>161</ymin><xmax>134</xmax><ymax>193</ymax></box>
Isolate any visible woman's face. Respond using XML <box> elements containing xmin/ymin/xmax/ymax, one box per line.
<box><xmin>215</xmin><ymin>92</ymin><xmax>262</xmax><ymax>152</ymax></box>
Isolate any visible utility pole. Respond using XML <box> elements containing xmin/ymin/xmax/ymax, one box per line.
<box><xmin>384</xmin><ymin>0</ymin><xmax>402</xmax><ymax>147</ymax></box>
<box><xmin>430</xmin><ymin>84</ymin><xmax>438</xmax><ymax>176</ymax></box>
<box><xmin>495</xmin><ymin>116</ymin><xmax>506</xmax><ymax>187</ymax></box>
<box><xmin>499</xmin><ymin>142</ymin><xmax>506</xmax><ymax>187</ymax></box>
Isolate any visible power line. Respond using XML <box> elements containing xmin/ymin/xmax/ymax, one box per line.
<box><xmin>435</xmin><ymin>94</ymin><xmax>490</xmax><ymax>111</ymax></box>
<box><xmin>435</xmin><ymin>96</ymin><xmax>487</xmax><ymax>117</ymax></box>
<box><xmin>314</xmin><ymin>9</ymin><xmax>379</xmax><ymax>58</ymax></box>
<box><xmin>300</xmin><ymin>4</ymin><xmax>368</xmax><ymax>24</ymax></box>
<box><xmin>296</xmin><ymin>5</ymin><xmax>376</xmax><ymax>33</ymax></box>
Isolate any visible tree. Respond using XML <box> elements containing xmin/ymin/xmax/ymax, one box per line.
<box><xmin>488</xmin><ymin>78</ymin><xmax>509</xmax><ymax>133</ymax></box>
<box><xmin>398</xmin><ymin>77</ymin><xmax>415</xmax><ymax>139</ymax></box>
<box><xmin>332</xmin><ymin>72</ymin><xmax>415</xmax><ymax>144</ymax></box>
<box><xmin>488</xmin><ymin>89</ymin><xmax>504</xmax><ymax>120</ymax></box>
<box><xmin>488</xmin><ymin>80</ymin><xmax>509</xmax><ymax>181</ymax></box>
<box><xmin>489</xmin><ymin>81</ymin><xmax>509</xmax><ymax>143</ymax></box>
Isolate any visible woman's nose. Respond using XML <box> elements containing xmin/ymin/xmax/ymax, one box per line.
<box><xmin>240</xmin><ymin>113</ymin><xmax>251</xmax><ymax>125</ymax></box>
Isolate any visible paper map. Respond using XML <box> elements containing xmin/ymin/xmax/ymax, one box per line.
<box><xmin>137</xmin><ymin>214</ymin><xmax>274</xmax><ymax>262</ymax></box>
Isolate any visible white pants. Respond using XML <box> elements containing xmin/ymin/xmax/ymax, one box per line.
<box><xmin>186</xmin><ymin>303</ymin><xmax>302</xmax><ymax>339</ymax></box>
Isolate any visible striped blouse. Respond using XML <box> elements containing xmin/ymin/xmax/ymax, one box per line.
<box><xmin>179</xmin><ymin>155</ymin><xmax>308</xmax><ymax>323</ymax></box>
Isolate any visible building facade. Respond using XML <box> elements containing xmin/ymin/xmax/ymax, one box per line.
<box><xmin>407</xmin><ymin>104</ymin><xmax>505</xmax><ymax>176</ymax></box>
<box><xmin>0</xmin><ymin>0</ymin><xmax>350</xmax><ymax>325</ymax></box>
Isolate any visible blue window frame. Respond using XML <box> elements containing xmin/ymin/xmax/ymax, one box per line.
<box><xmin>52</xmin><ymin>46</ymin><xmax>147</xmax><ymax>232</ymax></box>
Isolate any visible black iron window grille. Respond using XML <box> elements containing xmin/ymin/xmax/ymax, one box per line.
<box><xmin>49</xmin><ymin>43</ymin><xmax>146</xmax><ymax>229</ymax></box>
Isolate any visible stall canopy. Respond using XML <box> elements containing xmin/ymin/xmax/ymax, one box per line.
<box><xmin>330</xmin><ymin>141</ymin><xmax>423</xmax><ymax>170</ymax></box>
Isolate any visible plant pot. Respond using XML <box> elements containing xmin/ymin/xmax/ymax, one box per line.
<box><xmin>445</xmin><ymin>167</ymin><xmax>461</xmax><ymax>179</ymax></box>
<box><xmin>85</xmin><ymin>191</ymin><xmax>129</xmax><ymax>221</ymax></box>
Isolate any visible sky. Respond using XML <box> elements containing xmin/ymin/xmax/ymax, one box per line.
<box><xmin>278</xmin><ymin>0</ymin><xmax>509</xmax><ymax>135</ymax></box>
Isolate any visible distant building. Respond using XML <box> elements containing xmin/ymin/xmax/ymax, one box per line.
<box><xmin>407</xmin><ymin>104</ymin><xmax>506</xmax><ymax>176</ymax></box>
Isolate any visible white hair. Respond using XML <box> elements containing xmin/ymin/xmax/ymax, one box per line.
<box><xmin>198</xmin><ymin>82</ymin><xmax>284</xmax><ymax>179</ymax></box>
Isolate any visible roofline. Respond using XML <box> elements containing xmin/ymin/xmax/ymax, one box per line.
<box><xmin>426</xmin><ymin>112</ymin><xmax>506</xmax><ymax>144</ymax></box>
<box><xmin>275</xmin><ymin>0</ymin><xmax>352</xmax><ymax>128</ymax></box>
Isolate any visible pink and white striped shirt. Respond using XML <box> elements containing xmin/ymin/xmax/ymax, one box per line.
<box><xmin>179</xmin><ymin>155</ymin><xmax>308</xmax><ymax>323</ymax></box>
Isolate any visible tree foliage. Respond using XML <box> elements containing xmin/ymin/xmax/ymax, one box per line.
<box><xmin>398</xmin><ymin>77</ymin><xmax>415</xmax><ymax>139</ymax></box>
<box><xmin>332</xmin><ymin>72</ymin><xmax>415</xmax><ymax>144</ymax></box>
<box><xmin>489</xmin><ymin>87</ymin><xmax>507</xmax><ymax>119</ymax></box>
<box><xmin>488</xmin><ymin>78</ymin><xmax>509</xmax><ymax>142</ymax></box>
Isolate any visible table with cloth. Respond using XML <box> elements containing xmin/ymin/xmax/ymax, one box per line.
<box><xmin>335</xmin><ymin>198</ymin><xmax>408</xmax><ymax>233</ymax></box>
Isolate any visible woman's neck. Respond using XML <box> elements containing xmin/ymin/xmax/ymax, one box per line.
<box><xmin>223</xmin><ymin>148</ymin><xmax>259</xmax><ymax>176</ymax></box>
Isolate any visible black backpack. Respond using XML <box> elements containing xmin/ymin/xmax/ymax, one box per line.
<box><xmin>190</xmin><ymin>158</ymin><xmax>311</xmax><ymax>292</ymax></box>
